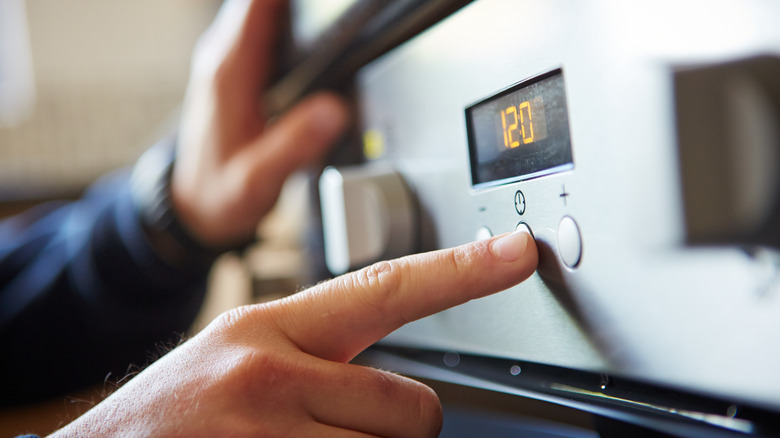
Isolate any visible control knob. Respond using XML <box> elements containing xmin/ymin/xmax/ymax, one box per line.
<box><xmin>319</xmin><ymin>165</ymin><xmax>416</xmax><ymax>274</ymax></box>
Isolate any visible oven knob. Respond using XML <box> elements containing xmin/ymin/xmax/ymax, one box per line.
<box><xmin>319</xmin><ymin>165</ymin><xmax>416</xmax><ymax>274</ymax></box>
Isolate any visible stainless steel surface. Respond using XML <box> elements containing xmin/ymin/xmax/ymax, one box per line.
<box><xmin>350</xmin><ymin>0</ymin><xmax>780</xmax><ymax>409</ymax></box>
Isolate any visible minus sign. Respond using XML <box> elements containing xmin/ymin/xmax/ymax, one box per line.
<box><xmin>479</xmin><ymin>207</ymin><xmax>487</xmax><ymax>212</ymax></box>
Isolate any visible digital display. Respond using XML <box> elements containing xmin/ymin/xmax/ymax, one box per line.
<box><xmin>466</xmin><ymin>69</ymin><xmax>573</xmax><ymax>188</ymax></box>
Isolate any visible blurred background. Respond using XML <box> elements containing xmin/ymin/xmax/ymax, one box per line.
<box><xmin>0</xmin><ymin>1</ymin><xmax>248</xmax><ymax>434</ymax></box>
<box><xmin>0</xmin><ymin>0</ymin><xmax>219</xmax><ymax>206</ymax></box>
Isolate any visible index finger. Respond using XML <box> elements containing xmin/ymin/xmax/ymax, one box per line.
<box><xmin>271</xmin><ymin>230</ymin><xmax>538</xmax><ymax>363</ymax></box>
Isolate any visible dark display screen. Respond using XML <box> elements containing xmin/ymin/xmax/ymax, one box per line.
<box><xmin>466</xmin><ymin>69</ymin><xmax>573</xmax><ymax>188</ymax></box>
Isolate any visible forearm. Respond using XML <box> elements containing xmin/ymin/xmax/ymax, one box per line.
<box><xmin>0</xmin><ymin>159</ymin><xmax>210</xmax><ymax>405</ymax></box>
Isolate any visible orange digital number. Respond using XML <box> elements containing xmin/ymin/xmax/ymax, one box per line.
<box><xmin>501</xmin><ymin>105</ymin><xmax>520</xmax><ymax>148</ymax></box>
<box><xmin>501</xmin><ymin>107</ymin><xmax>509</xmax><ymax>147</ymax></box>
<box><xmin>519</xmin><ymin>100</ymin><xmax>534</xmax><ymax>144</ymax></box>
<box><xmin>502</xmin><ymin>101</ymin><xmax>536</xmax><ymax>148</ymax></box>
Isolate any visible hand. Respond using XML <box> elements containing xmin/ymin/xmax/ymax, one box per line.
<box><xmin>53</xmin><ymin>231</ymin><xmax>537</xmax><ymax>437</ymax></box>
<box><xmin>172</xmin><ymin>0</ymin><xmax>349</xmax><ymax>248</ymax></box>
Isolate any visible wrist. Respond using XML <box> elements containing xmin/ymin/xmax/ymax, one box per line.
<box><xmin>131</xmin><ymin>135</ymin><xmax>249</xmax><ymax>270</ymax></box>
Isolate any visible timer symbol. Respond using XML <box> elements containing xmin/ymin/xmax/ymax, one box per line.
<box><xmin>514</xmin><ymin>190</ymin><xmax>526</xmax><ymax>215</ymax></box>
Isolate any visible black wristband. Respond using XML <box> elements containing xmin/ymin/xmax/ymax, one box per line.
<box><xmin>130</xmin><ymin>136</ymin><xmax>250</xmax><ymax>270</ymax></box>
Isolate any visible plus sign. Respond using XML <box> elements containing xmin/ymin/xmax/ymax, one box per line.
<box><xmin>559</xmin><ymin>185</ymin><xmax>570</xmax><ymax>206</ymax></box>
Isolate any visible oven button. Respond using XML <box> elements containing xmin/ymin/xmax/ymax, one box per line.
<box><xmin>558</xmin><ymin>216</ymin><xmax>582</xmax><ymax>268</ymax></box>
<box><xmin>514</xmin><ymin>222</ymin><xmax>533</xmax><ymax>237</ymax></box>
<box><xmin>476</xmin><ymin>226</ymin><xmax>493</xmax><ymax>241</ymax></box>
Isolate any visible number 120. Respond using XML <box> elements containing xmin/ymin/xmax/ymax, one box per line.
<box><xmin>501</xmin><ymin>101</ymin><xmax>534</xmax><ymax>148</ymax></box>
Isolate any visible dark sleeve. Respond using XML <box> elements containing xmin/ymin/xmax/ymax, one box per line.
<box><xmin>0</xmin><ymin>171</ymin><xmax>210</xmax><ymax>406</ymax></box>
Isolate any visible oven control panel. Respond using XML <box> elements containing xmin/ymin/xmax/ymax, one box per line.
<box><xmin>320</xmin><ymin>0</ymin><xmax>780</xmax><ymax>409</ymax></box>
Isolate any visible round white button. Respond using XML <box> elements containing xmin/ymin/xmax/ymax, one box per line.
<box><xmin>476</xmin><ymin>226</ymin><xmax>493</xmax><ymax>241</ymax></box>
<box><xmin>558</xmin><ymin>216</ymin><xmax>582</xmax><ymax>268</ymax></box>
<box><xmin>514</xmin><ymin>222</ymin><xmax>533</xmax><ymax>237</ymax></box>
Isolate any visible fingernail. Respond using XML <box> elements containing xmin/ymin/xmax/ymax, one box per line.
<box><xmin>490</xmin><ymin>230</ymin><xmax>530</xmax><ymax>262</ymax></box>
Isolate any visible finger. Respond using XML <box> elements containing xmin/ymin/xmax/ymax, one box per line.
<box><xmin>209</xmin><ymin>0</ymin><xmax>287</xmax><ymax>91</ymax></box>
<box><xmin>305</xmin><ymin>361</ymin><xmax>442</xmax><ymax>438</ymax></box>
<box><xmin>197</xmin><ymin>0</ymin><xmax>286</xmax><ymax>123</ymax></box>
<box><xmin>233</xmin><ymin>0</ymin><xmax>288</xmax><ymax>89</ymax></box>
<box><xmin>273</xmin><ymin>230</ymin><xmax>538</xmax><ymax>362</ymax></box>
<box><xmin>236</xmin><ymin>92</ymin><xmax>349</xmax><ymax>200</ymax></box>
